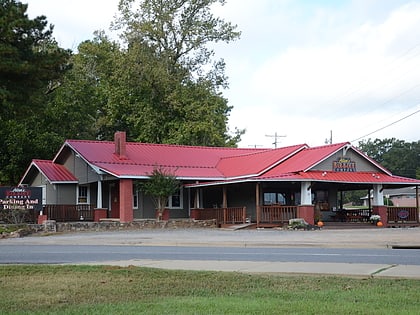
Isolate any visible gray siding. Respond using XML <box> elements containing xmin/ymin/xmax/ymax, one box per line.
<box><xmin>313</xmin><ymin>148</ymin><xmax>382</xmax><ymax>172</ymax></box>
<box><xmin>63</xmin><ymin>151</ymin><xmax>100</xmax><ymax>184</ymax></box>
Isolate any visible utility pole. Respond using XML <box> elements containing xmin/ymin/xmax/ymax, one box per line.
<box><xmin>325</xmin><ymin>130</ymin><xmax>333</xmax><ymax>145</ymax></box>
<box><xmin>265</xmin><ymin>132</ymin><xmax>286</xmax><ymax>148</ymax></box>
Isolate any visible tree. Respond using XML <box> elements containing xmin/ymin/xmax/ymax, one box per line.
<box><xmin>101</xmin><ymin>0</ymin><xmax>244</xmax><ymax>145</ymax></box>
<box><xmin>45</xmin><ymin>33</ymin><xmax>121</xmax><ymax>140</ymax></box>
<box><xmin>0</xmin><ymin>0</ymin><xmax>71</xmax><ymax>184</ymax></box>
<box><xmin>358</xmin><ymin>138</ymin><xmax>420</xmax><ymax>179</ymax></box>
<box><xmin>0</xmin><ymin>0</ymin><xmax>71</xmax><ymax>119</ymax></box>
<box><xmin>141</xmin><ymin>167</ymin><xmax>180</xmax><ymax>220</ymax></box>
<box><xmin>113</xmin><ymin>0</ymin><xmax>240</xmax><ymax>77</ymax></box>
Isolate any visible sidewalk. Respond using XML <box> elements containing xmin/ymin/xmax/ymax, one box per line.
<box><xmin>3</xmin><ymin>227</ymin><xmax>420</xmax><ymax>279</ymax></box>
<box><xmin>80</xmin><ymin>259</ymin><xmax>420</xmax><ymax>279</ymax></box>
<box><xmin>6</xmin><ymin>226</ymin><xmax>420</xmax><ymax>248</ymax></box>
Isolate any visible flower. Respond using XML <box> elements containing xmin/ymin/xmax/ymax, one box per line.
<box><xmin>370</xmin><ymin>214</ymin><xmax>381</xmax><ymax>221</ymax></box>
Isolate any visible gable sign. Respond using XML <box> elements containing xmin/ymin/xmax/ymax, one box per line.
<box><xmin>333</xmin><ymin>157</ymin><xmax>356</xmax><ymax>172</ymax></box>
<box><xmin>0</xmin><ymin>186</ymin><xmax>42</xmax><ymax>212</ymax></box>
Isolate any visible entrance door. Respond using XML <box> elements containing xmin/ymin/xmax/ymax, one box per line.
<box><xmin>110</xmin><ymin>183</ymin><xmax>120</xmax><ymax>218</ymax></box>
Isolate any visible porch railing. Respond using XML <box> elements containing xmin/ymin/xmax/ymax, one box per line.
<box><xmin>387</xmin><ymin>206</ymin><xmax>419</xmax><ymax>223</ymax></box>
<box><xmin>44</xmin><ymin>204</ymin><xmax>94</xmax><ymax>222</ymax></box>
<box><xmin>344</xmin><ymin>208</ymin><xmax>371</xmax><ymax>222</ymax></box>
<box><xmin>192</xmin><ymin>207</ymin><xmax>246</xmax><ymax>225</ymax></box>
<box><xmin>258</xmin><ymin>205</ymin><xmax>298</xmax><ymax>226</ymax></box>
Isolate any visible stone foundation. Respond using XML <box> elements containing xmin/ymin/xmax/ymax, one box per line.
<box><xmin>1</xmin><ymin>219</ymin><xmax>217</xmax><ymax>238</ymax></box>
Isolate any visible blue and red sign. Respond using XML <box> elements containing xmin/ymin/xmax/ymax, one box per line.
<box><xmin>0</xmin><ymin>186</ymin><xmax>42</xmax><ymax>212</ymax></box>
<box><xmin>397</xmin><ymin>209</ymin><xmax>410</xmax><ymax>220</ymax></box>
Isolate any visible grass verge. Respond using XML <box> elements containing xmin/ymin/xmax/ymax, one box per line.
<box><xmin>1</xmin><ymin>265</ymin><xmax>419</xmax><ymax>314</ymax></box>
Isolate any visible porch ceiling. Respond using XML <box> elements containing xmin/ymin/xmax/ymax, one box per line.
<box><xmin>185</xmin><ymin>170</ymin><xmax>420</xmax><ymax>189</ymax></box>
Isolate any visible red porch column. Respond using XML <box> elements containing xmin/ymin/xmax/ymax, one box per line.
<box><xmin>373</xmin><ymin>205</ymin><xmax>388</xmax><ymax>227</ymax></box>
<box><xmin>94</xmin><ymin>208</ymin><xmax>108</xmax><ymax>222</ymax></box>
<box><xmin>119</xmin><ymin>179</ymin><xmax>134</xmax><ymax>223</ymax></box>
<box><xmin>37</xmin><ymin>214</ymin><xmax>48</xmax><ymax>224</ymax></box>
<box><xmin>298</xmin><ymin>205</ymin><xmax>315</xmax><ymax>225</ymax></box>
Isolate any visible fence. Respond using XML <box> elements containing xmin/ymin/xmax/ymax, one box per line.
<box><xmin>344</xmin><ymin>208</ymin><xmax>371</xmax><ymax>222</ymax></box>
<box><xmin>387</xmin><ymin>206</ymin><xmax>419</xmax><ymax>223</ymax></box>
<box><xmin>257</xmin><ymin>205</ymin><xmax>298</xmax><ymax>226</ymax></box>
<box><xmin>192</xmin><ymin>207</ymin><xmax>246</xmax><ymax>225</ymax></box>
<box><xmin>44</xmin><ymin>204</ymin><xmax>94</xmax><ymax>222</ymax></box>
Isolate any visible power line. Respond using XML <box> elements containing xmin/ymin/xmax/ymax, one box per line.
<box><xmin>350</xmin><ymin>106</ymin><xmax>420</xmax><ymax>143</ymax></box>
<box><xmin>265</xmin><ymin>132</ymin><xmax>286</xmax><ymax>148</ymax></box>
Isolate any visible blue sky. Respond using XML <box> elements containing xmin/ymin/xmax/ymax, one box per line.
<box><xmin>27</xmin><ymin>0</ymin><xmax>420</xmax><ymax>148</ymax></box>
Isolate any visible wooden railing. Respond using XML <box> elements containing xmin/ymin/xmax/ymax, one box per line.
<box><xmin>191</xmin><ymin>207</ymin><xmax>246</xmax><ymax>225</ymax></box>
<box><xmin>44</xmin><ymin>204</ymin><xmax>94</xmax><ymax>222</ymax></box>
<box><xmin>258</xmin><ymin>205</ymin><xmax>297</xmax><ymax>226</ymax></box>
<box><xmin>344</xmin><ymin>208</ymin><xmax>371</xmax><ymax>222</ymax></box>
<box><xmin>387</xmin><ymin>206</ymin><xmax>419</xmax><ymax>223</ymax></box>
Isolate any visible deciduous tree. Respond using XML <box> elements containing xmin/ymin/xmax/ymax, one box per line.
<box><xmin>0</xmin><ymin>0</ymin><xmax>71</xmax><ymax>184</ymax></box>
<box><xmin>358</xmin><ymin>138</ymin><xmax>420</xmax><ymax>179</ymax></box>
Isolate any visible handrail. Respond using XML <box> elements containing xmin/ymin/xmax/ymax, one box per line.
<box><xmin>387</xmin><ymin>206</ymin><xmax>418</xmax><ymax>223</ymax></box>
<box><xmin>191</xmin><ymin>207</ymin><xmax>246</xmax><ymax>225</ymax></box>
<box><xmin>257</xmin><ymin>205</ymin><xmax>298</xmax><ymax>226</ymax></box>
<box><xmin>44</xmin><ymin>204</ymin><xmax>94</xmax><ymax>222</ymax></box>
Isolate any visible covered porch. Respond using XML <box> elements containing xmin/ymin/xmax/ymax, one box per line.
<box><xmin>187</xmin><ymin>180</ymin><xmax>420</xmax><ymax>228</ymax></box>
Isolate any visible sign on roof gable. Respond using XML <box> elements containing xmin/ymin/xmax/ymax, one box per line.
<box><xmin>310</xmin><ymin>145</ymin><xmax>390</xmax><ymax>174</ymax></box>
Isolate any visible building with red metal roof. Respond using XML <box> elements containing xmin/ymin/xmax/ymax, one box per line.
<box><xmin>19</xmin><ymin>132</ymin><xmax>420</xmax><ymax>226</ymax></box>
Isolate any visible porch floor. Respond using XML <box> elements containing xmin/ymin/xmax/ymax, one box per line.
<box><xmin>222</xmin><ymin>221</ymin><xmax>376</xmax><ymax>230</ymax></box>
<box><xmin>322</xmin><ymin>222</ymin><xmax>376</xmax><ymax>229</ymax></box>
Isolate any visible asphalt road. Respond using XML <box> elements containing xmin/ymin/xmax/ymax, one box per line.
<box><xmin>2</xmin><ymin>228</ymin><xmax>420</xmax><ymax>278</ymax></box>
<box><xmin>1</xmin><ymin>244</ymin><xmax>420</xmax><ymax>266</ymax></box>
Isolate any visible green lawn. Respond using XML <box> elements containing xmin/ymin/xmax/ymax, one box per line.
<box><xmin>1</xmin><ymin>265</ymin><xmax>419</xmax><ymax>314</ymax></box>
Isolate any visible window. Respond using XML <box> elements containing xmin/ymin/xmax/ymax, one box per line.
<box><xmin>263</xmin><ymin>192</ymin><xmax>286</xmax><ymax>205</ymax></box>
<box><xmin>167</xmin><ymin>189</ymin><xmax>182</xmax><ymax>209</ymax></box>
<box><xmin>133</xmin><ymin>189</ymin><xmax>139</xmax><ymax>209</ymax></box>
<box><xmin>77</xmin><ymin>185</ymin><xmax>89</xmax><ymax>204</ymax></box>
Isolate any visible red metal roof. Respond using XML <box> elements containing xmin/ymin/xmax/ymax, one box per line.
<box><xmin>62</xmin><ymin>140</ymin><xmax>268</xmax><ymax>178</ymax></box>
<box><xmin>27</xmin><ymin>160</ymin><xmax>78</xmax><ymax>183</ymax></box>
<box><xmin>216</xmin><ymin>144</ymin><xmax>307</xmax><ymax>178</ymax></box>
<box><xmin>263</xmin><ymin>142</ymin><xmax>350</xmax><ymax>175</ymax></box>
<box><xmin>25</xmin><ymin>138</ymin><xmax>418</xmax><ymax>187</ymax></box>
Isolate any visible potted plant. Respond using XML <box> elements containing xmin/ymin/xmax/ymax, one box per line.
<box><xmin>369</xmin><ymin>214</ymin><xmax>381</xmax><ymax>225</ymax></box>
<box><xmin>141</xmin><ymin>167</ymin><xmax>180</xmax><ymax>221</ymax></box>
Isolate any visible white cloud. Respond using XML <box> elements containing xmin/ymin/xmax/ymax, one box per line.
<box><xmin>223</xmin><ymin>1</ymin><xmax>420</xmax><ymax>147</ymax></box>
<box><xmin>24</xmin><ymin>0</ymin><xmax>420</xmax><ymax>147</ymax></box>
<box><xmin>26</xmin><ymin>0</ymin><xmax>119</xmax><ymax>50</ymax></box>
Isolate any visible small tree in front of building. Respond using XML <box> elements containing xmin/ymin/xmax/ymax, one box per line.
<box><xmin>142</xmin><ymin>167</ymin><xmax>180</xmax><ymax>221</ymax></box>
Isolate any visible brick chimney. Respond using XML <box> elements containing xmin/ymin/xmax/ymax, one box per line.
<box><xmin>114</xmin><ymin>131</ymin><xmax>127</xmax><ymax>159</ymax></box>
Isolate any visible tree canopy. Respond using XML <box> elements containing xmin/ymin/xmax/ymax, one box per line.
<box><xmin>46</xmin><ymin>0</ymin><xmax>244</xmax><ymax>144</ymax></box>
<box><xmin>357</xmin><ymin>138</ymin><xmax>420</xmax><ymax>179</ymax></box>
<box><xmin>0</xmin><ymin>0</ymin><xmax>244</xmax><ymax>185</ymax></box>
<box><xmin>0</xmin><ymin>0</ymin><xmax>71</xmax><ymax>184</ymax></box>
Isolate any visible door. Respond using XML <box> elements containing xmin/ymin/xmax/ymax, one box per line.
<box><xmin>110</xmin><ymin>183</ymin><xmax>120</xmax><ymax>218</ymax></box>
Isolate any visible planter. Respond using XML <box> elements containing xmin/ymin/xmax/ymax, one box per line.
<box><xmin>94</xmin><ymin>208</ymin><xmax>108</xmax><ymax>222</ymax></box>
<box><xmin>37</xmin><ymin>214</ymin><xmax>48</xmax><ymax>224</ymax></box>
<box><xmin>156</xmin><ymin>209</ymin><xmax>170</xmax><ymax>221</ymax></box>
<box><xmin>190</xmin><ymin>209</ymin><xmax>201</xmax><ymax>220</ymax></box>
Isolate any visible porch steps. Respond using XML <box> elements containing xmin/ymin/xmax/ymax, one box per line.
<box><xmin>221</xmin><ymin>223</ymin><xmax>256</xmax><ymax>230</ymax></box>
